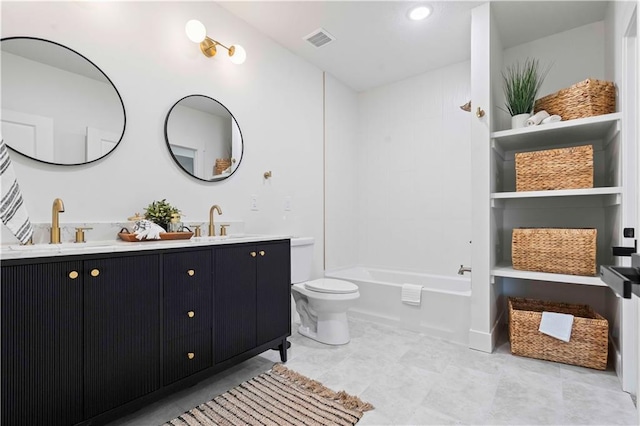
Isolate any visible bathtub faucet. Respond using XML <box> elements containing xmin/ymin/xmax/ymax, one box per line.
<box><xmin>458</xmin><ymin>265</ymin><xmax>471</xmax><ymax>275</ymax></box>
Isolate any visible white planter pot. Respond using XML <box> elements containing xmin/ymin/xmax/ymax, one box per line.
<box><xmin>511</xmin><ymin>113</ymin><xmax>531</xmax><ymax>129</ymax></box>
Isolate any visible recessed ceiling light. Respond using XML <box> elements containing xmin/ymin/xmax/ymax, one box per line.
<box><xmin>408</xmin><ymin>5</ymin><xmax>432</xmax><ymax>21</ymax></box>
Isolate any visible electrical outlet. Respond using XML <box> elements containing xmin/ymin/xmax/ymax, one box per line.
<box><xmin>250</xmin><ymin>195</ymin><xmax>258</xmax><ymax>211</ymax></box>
<box><xmin>284</xmin><ymin>196</ymin><xmax>292</xmax><ymax>211</ymax></box>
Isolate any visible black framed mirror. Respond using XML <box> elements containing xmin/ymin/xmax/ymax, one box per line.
<box><xmin>164</xmin><ymin>94</ymin><xmax>243</xmax><ymax>182</ymax></box>
<box><xmin>0</xmin><ymin>37</ymin><xmax>126</xmax><ymax>165</ymax></box>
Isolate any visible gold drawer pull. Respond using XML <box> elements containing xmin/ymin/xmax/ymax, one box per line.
<box><xmin>187</xmin><ymin>352</ymin><xmax>195</xmax><ymax>360</ymax></box>
<box><xmin>90</xmin><ymin>269</ymin><xmax>100</xmax><ymax>277</ymax></box>
<box><xmin>250</xmin><ymin>251</ymin><xmax>256</xmax><ymax>257</ymax></box>
<box><xmin>187</xmin><ymin>311</ymin><xmax>195</xmax><ymax>318</ymax></box>
<box><xmin>187</xmin><ymin>269</ymin><xmax>195</xmax><ymax>276</ymax></box>
<box><xmin>69</xmin><ymin>271</ymin><xmax>79</xmax><ymax>279</ymax></box>
<box><xmin>259</xmin><ymin>250</ymin><xmax>265</xmax><ymax>256</ymax></box>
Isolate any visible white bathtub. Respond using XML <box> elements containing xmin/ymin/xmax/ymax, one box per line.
<box><xmin>325</xmin><ymin>267</ymin><xmax>471</xmax><ymax>345</ymax></box>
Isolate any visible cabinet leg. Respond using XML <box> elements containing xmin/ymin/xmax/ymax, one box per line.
<box><xmin>278</xmin><ymin>340</ymin><xmax>291</xmax><ymax>363</ymax></box>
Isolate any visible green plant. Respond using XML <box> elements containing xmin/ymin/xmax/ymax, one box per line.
<box><xmin>144</xmin><ymin>199</ymin><xmax>180</xmax><ymax>230</ymax></box>
<box><xmin>502</xmin><ymin>58</ymin><xmax>550</xmax><ymax>116</ymax></box>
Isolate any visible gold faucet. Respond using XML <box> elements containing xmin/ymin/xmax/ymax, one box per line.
<box><xmin>209</xmin><ymin>205</ymin><xmax>222</xmax><ymax>236</ymax></box>
<box><xmin>50</xmin><ymin>198</ymin><xmax>65</xmax><ymax>244</ymax></box>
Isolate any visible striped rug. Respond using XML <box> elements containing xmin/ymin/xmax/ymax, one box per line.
<box><xmin>163</xmin><ymin>364</ymin><xmax>374</xmax><ymax>426</ymax></box>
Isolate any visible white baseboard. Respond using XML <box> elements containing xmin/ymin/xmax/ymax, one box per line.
<box><xmin>469</xmin><ymin>310</ymin><xmax>505</xmax><ymax>353</ymax></box>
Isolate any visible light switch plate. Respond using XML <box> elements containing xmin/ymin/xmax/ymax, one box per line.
<box><xmin>250</xmin><ymin>195</ymin><xmax>258</xmax><ymax>211</ymax></box>
<box><xmin>284</xmin><ymin>196</ymin><xmax>292</xmax><ymax>211</ymax></box>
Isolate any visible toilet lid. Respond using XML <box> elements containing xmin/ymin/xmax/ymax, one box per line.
<box><xmin>304</xmin><ymin>278</ymin><xmax>358</xmax><ymax>294</ymax></box>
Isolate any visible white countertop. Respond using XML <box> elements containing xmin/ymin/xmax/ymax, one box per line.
<box><xmin>0</xmin><ymin>234</ymin><xmax>291</xmax><ymax>261</ymax></box>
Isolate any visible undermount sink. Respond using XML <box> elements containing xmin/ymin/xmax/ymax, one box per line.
<box><xmin>8</xmin><ymin>243</ymin><xmax>60</xmax><ymax>251</ymax></box>
<box><xmin>192</xmin><ymin>234</ymin><xmax>262</xmax><ymax>242</ymax></box>
<box><xmin>8</xmin><ymin>240</ymin><xmax>117</xmax><ymax>252</ymax></box>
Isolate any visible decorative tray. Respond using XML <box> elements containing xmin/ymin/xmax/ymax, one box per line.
<box><xmin>118</xmin><ymin>231</ymin><xmax>194</xmax><ymax>242</ymax></box>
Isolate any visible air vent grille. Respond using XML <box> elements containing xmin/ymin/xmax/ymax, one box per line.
<box><xmin>304</xmin><ymin>28</ymin><xmax>335</xmax><ymax>48</ymax></box>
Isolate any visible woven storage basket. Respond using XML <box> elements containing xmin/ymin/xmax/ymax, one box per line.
<box><xmin>534</xmin><ymin>79</ymin><xmax>615</xmax><ymax>120</ymax></box>
<box><xmin>508</xmin><ymin>297</ymin><xmax>608</xmax><ymax>370</ymax></box>
<box><xmin>214</xmin><ymin>158</ymin><xmax>231</xmax><ymax>175</ymax></box>
<box><xmin>515</xmin><ymin>145</ymin><xmax>593</xmax><ymax>192</ymax></box>
<box><xmin>512</xmin><ymin>228</ymin><xmax>597</xmax><ymax>276</ymax></box>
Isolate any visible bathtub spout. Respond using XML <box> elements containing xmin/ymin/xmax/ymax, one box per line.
<box><xmin>458</xmin><ymin>265</ymin><xmax>471</xmax><ymax>275</ymax></box>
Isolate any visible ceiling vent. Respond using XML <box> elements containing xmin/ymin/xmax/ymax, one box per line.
<box><xmin>304</xmin><ymin>28</ymin><xmax>335</xmax><ymax>48</ymax></box>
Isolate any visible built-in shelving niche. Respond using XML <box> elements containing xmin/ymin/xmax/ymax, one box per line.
<box><xmin>489</xmin><ymin>113</ymin><xmax>622</xmax><ymax>287</ymax></box>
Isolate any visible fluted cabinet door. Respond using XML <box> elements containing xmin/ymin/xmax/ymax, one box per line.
<box><xmin>84</xmin><ymin>254</ymin><xmax>161</xmax><ymax>418</ymax></box>
<box><xmin>1</xmin><ymin>261</ymin><xmax>83</xmax><ymax>426</ymax></box>
<box><xmin>256</xmin><ymin>241</ymin><xmax>291</xmax><ymax>345</ymax></box>
<box><xmin>214</xmin><ymin>244</ymin><xmax>257</xmax><ymax>363</ymax></box>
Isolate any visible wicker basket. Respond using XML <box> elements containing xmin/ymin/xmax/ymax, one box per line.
<box><xmin>534</xmin><ymin>79</ymin><xmax>615</xmax><ymax>121</ymax></box>
<box><xmin>512</xmin><ymin>228</ymin><xmax>597</xmax><ymax>276</ymax></box>
<box><xmin>515</xmin><ymin>145</ymin><xmax>593</xmax><ymax>192</ymax></box>
<box><xmin>508</xmin><ymin>297</ymin><xmax>608</xmax><ymax>370</ymax></box>
<box><xmin>214</xmin><ymin>158</ymin><xmax>231</xmax><ymax>175</ymax></box>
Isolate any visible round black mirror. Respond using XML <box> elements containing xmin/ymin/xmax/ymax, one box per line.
<box><xmin>164</xmin><ymin>94</ymin><xmax>243</xmax><ymax>182</ymax></box>
<box><xmin>1</xmin><ymin>37</ymin><xmax>126</xmax><ymax>165</ymax></box>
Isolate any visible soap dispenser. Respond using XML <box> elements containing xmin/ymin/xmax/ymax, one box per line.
<box><xmin>168</xmin><ymin>213</ymin><xmax>183</xmax><ymax>232</ymax></box>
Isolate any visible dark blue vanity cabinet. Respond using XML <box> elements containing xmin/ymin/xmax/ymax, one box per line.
<box><xmin>163</xmin><ymin>249</ymin><xmax>213</xmax><ymax>385</ymax></box>
<box><xmin>83</xmin><ymin>254</ymin><xmax>161</xmax><ymax>418</ymax></box>
<box><xmin>1</xmin><ymin>238</ymin><xmax>291</xmax><ymax>426</ymax></box>
<box><xmin>256</xmin><ymin>241</ymin><xmax>291</xmax><ymax>348</ymax></box>
<box><xmin>214</xmin><ymin>241</ymin><xmax>291</xmax><ymax>363</ymax></box>
<box><xmin>1</xmin><ymin>260</ymin><xmax>84</xmax><ymax>426</ymax></box>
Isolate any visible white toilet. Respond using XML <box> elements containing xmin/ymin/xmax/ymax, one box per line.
<box><xmin>290</xmin><ymin>237</ymin><xmax>359</xmax><ymax>345</ymax></box>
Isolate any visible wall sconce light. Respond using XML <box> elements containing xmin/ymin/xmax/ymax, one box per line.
<box><xmin>185</xmin><ymin>19</ymin><xmax>246</xmax><ymax>65</ymax></box>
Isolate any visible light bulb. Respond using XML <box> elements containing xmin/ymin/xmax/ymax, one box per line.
<box><xmin>408</xmin><ymin>5</ymin><xmax>432</xmax><ymax>21</ymax></box>
<box><xmin>229</xmin><ymin>45</ymin><xmax>246</xmax><ymax>65</ymax></box>
<box><xmin>185</xmin><ymin>19</ymin><xmax>206</xmax><ymax>43</ymax></box>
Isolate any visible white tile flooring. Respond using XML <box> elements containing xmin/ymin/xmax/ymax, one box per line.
<box><xmin>111</xmin><ymin>316</ymin><xmax>638</xmax><ymax>425</ymax></box>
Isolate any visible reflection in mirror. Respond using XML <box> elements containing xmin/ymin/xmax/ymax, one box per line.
<box><xmin>165</xmin><ymin>95</ymin><xmax>243</xmax><ymax>182</ymax></box>
<box><xmin>1</xmin><ymin>37</ymin><xmax>126</xmax><ymax>165</ymax></box>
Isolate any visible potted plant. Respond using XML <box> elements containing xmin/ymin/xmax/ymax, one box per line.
<box><xmin>502</xmin><ymin>58</ymin><xmax>550</xmax><ymax>128</ymax></box>
<box><xmin>144</xmin><ymin>199</ymin><xmax>181</xmax><ymax>231</ymax></box>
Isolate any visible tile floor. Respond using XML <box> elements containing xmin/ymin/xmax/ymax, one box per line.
<box><xmin>110</xmin><ymin>317</ymin><xmax>638</xmax><ymax>425</ymax></box>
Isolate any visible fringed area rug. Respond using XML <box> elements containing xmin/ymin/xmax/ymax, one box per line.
<box><xmin>163</xmin><ymin>363</ymin><xmax>374</xmax><ymax>426</ymax></box>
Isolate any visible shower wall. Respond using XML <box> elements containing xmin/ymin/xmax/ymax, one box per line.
<box><xmin>356</xmin><ymin>61</ymin><xmax>472</xmax><ymax>276</ymax></box>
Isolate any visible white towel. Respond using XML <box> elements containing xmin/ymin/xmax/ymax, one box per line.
<box><xmin>401</xmin><ymin>283</ymin><xmax>423</xmax><ymax>306</ymax></box>
<box><xmin>526</xmin><ymin>110</ymin><xmax>550</xmax><ymax>127</ymax></box>
<box><xmin>133</xmin><ymin>219</ymin><xmax>166</xmax><ymax>240</ymax></box>
<box><xmin>541</xmin><ymin>114</ymin><xmax>562</xmax><ymax>124</ymax></box>
<box><xmin>0</xmin><ymin>139</ymin><xmax>34</xmax><ymax>244</ymax></box>
<box><xmin>539</xmin><ymin>311</ymin><xmax>574</xmax><ymax>342</ymax></box>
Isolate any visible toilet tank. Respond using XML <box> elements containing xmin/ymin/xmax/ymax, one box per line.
<box><xmin>290</xmin><ymin>237</ymin><xmax>314</xmax><ymax>284</ymax></box>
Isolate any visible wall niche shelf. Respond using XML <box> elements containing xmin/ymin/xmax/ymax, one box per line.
<box><xmin>491</xmin><ymin>112</ymin><xmax>621</xmax><ymax>154</ymax></box>
<box><xmin>492</xmin><ymin>263</ymin><xmax>607</xmax><ymax>287</ymax></box>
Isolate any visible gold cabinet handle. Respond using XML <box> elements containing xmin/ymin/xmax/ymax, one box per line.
<box><xmin>90</xmin><ymin>269</ymin><xmax>100</xmax><ymax>277</ymax></box>
<box><xmin>259</xmin><ymin>250</ymin><xmax>265</xmax><ymax>256</ymax></box>
<box><xmin>187</xmin><ymin>269</ymin><xmax>195</xmax><ymax>276</ymax></box>
<box><xmin>250</xmin><ymin>251</ymin><xmax>257</xmax><ymax>257</ymax></box>
<box><xmin>187</xmin><ymin>352</ymin><xmax>195</xmax><ymax>360</ymax></box>
<box><xmin>187</xmin><ymin>311</ymin><xmax>195</xmax><ymax>318</ymax></box>
<box><xmin>69</xmin><ymin>271</ymin><xmax>79</xmax><ymax>279</ymax></box>
<box><xmin>476</xmin><ymin>107</ymin><xmax>485</xmax><ymax>118</ymax></box>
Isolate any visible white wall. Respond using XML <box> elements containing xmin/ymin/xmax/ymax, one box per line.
<box><xmin>356</xmin><ymin>60</ymin><xmax>472</xmax><ymax>276</ymax></box>
<box><xmin>324</xmin><ymin>73</ymin><xmax>359</xmax><ymax>271</ymax></box>
<box><xmin>1</xmin><ymin>1</ymin><xmax>325</xmax><ymax>278</ymax></box>
<box><xmin>497</xmin><ymin>21</ymin><xmax>606</xmax><ymax>131</ymax></box>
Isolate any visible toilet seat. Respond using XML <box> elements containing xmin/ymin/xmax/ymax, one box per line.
<box><xmin>304</xmin><ymin>278</ymin><xmax>358</xmax><ymax>294</ymax></box>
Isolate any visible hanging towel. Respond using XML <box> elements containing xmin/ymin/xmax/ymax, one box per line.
<box><xmin>0</xmin><ymin>139</ymin><xmax>34</xmax><ymax>244</ymax></box>
<box><xmin>526</xmin><ymin>110</ymin><xmax>550</xmax><ymax>127</ymax></box>
<box><xmin>539</xmin><ymin>311</ymin><xmax>574</xmax><ymax>342</ymax></box>
<box><xmin>541</xmin><ymin>114</ymin><xmax>562</xmax><ymax>124</ymax></box>
<box><xmin>401</xmin><ymin>283</ymin><xmax>423</xmax><ymax>306</ymax></box>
